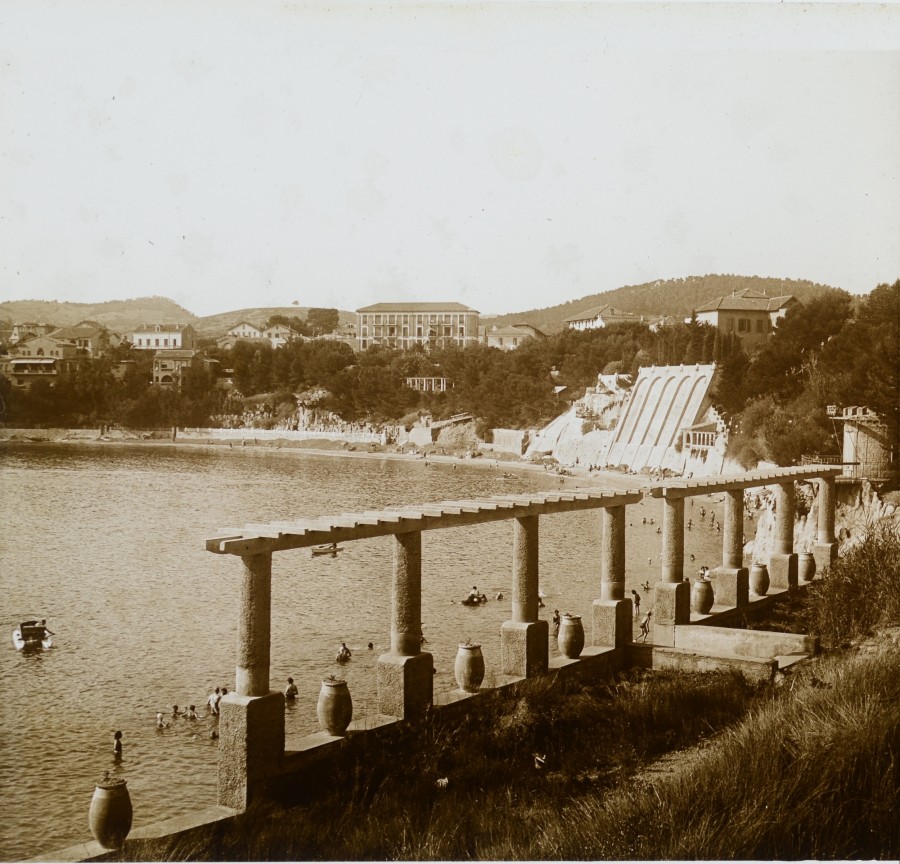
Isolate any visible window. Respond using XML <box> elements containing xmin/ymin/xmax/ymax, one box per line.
<box><xmin>756</xmin><ymin>319</ymin><xmax>765</xmax><ymax>333</ymax></box>
<box><xmin>155</xmin><ymin>338</ymin><xmax>160</xmax><ymax>346</ymax></box>
<box><xmin>164</xmin><ymin>338</ymin><xmax>169</xmax><ymax>347</ymax></box>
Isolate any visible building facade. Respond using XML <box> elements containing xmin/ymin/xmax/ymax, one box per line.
<box><xmin>47</xmin><ymin>321</ymin><xmax>117</xmax><ymax>357</ymax></box>
<box><xmin>564</xmin><ymin>304</ymin><xmax>645</xmax><ymax>331</ymax></box>
<box><xmin>10</xmin><ymin>322</ymin><xmax>56</xmax><ymax>344</ymax></box>
<box><xmin>694</xmin><ymin>288</ymin><xmax>795</xmax><ymax>350</ymax></box>
<box><xmin>485</xmin><ymin>323</ymin><xmax>546</xmax><ymax>350</ymax></box>
<box><xmin>12</xmin><ymin>335</ymin><xmax>80</xmax><ymax>359</ymax></box>
<box><xmin>356</xmin><ymin>302</ymin><xmax>480</xmax><ymax>352</ymax></box>
<box><xmin>131</xmin><ymin>324</ymin><xmax>196</xmax><ymax>351</ymax></box>
<box><xmin>152</xmin><ymin>349</ymin><xmax>200</xmax><ymax>386</ymax></box>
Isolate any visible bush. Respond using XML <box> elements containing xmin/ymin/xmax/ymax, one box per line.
<box><xmin>798</xmin><ymin>521</ymin><xmax>900</xmax><ymax>649</ymax></box>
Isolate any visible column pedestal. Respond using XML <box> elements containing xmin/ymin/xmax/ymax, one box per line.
<box><xmin>592</xmin><ymin>598</ymin><xmax>632</xmax><ymax>647</ymax></box>
<box><xmin>377</xmin><ymin>652</ymin><xmax>434</xmax><ymax>720</ymax></box>
<box><xmin>652</xmin><ymin>581</ymin><xmax>690</xmax><ymax>647</ymax></box>
<box><xmin>768</xmin><ymin>552</ymin><xmax>798</xmax><ymax>590</ymax></box>
<box><xmin>217</xmin><ymin>691</ymin><xmax>285</xmax><ymax>811</ymax></box>
<box><xmin>501</xmin><ymin>620</ymin><xmax>548</xmax><ymax>677</ymax></box>
<box><xmin>711</xmin><ymin>566</ymin><xmax>749</xmax><ymax>608</ymax></box>
<box><xmin>813</xmin><ymin>541</ymin><xmax>838</xmax><ymax>575</ymax></box>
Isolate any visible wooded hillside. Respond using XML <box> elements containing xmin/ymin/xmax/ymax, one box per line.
<box><xmin>0</xmin><ymin>296</ymin><xmax>196</xmax><ymax>332</ymax></box>
<box><xmin>1</xmin><ymin>274</ymin><xmax>842</xmax><ymax>337</ymax></box>
<box><xmin>483</xmin><ymin>274</ymin><xmax>841</xmax><ymax>334</ymax></box>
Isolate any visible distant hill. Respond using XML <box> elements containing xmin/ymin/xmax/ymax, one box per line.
<box><xmin>0</xmin><ymin>296</ymin><xmax>197</xmax><ymax>333</ymax></box>
<box><xmin>194</xmin><ymin>307</ymin><xmax>356</xmax><ymax>337</ymax></box>
<box><xmin>0</xmin><ymin>297</ymin><xmax>357</xmax><ymax>337</ymax></box>
<box><xmin>482</xmin><ymin>275</ymin><xmax>843</xmax><ymax>334</ymax></box>
<box><xmin>0</xmin><ymin>275</ymin><xmax>845</xmax><ymax>339</ymax></box>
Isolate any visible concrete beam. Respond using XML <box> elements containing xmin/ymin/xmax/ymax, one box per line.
<box><xmin>205</xmin><ymin>489</ymin><xmax>643</xmax><ymax>555</ymax></box>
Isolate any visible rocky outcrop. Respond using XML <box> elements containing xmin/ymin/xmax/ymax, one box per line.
<box><xmin>749</xmin><ymin>479</ymin><xmax>900</xmax><ymax>564</ymax></box>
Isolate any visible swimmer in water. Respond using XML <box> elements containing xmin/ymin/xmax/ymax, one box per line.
<box><xmin>156</xmin><ymin>712</ymin><xmax>169</xmax><ymax>729</ymax></box>
<box><xmin>113</xmin><ymin>730</ymin><xmax>123</xmax><ymax>760</ymax></box>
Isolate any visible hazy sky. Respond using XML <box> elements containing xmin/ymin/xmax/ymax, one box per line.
<box><xmin>2</xmin><ymin>2</ymin><xmax>899</xmax><ymax>317</ymax></box>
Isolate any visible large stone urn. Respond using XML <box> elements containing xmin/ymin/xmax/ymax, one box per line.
<box><xmin>691</xmin><ymin>577</ymin><xmax>714</xmax><ymax>614</ymax></box>
<box><xmin>557</xmin><ymin>614</ymin><xmax>585</xmax><ymax>658</ymax></box>
<box><xmin>89</xmin><ymin>774</ymin><xmax>132</xmax><ymax>850</ymax></box>
<box><xmin>749</xmin><ymin>563</ymin><xmax>770</xmax><ymax>596</ymax></box>
<box><xmin>798</xmin><ymin>552</ymin><xmax>817</xmax><ymax>583</ymax></box>
<box><xmin>454</xmin><ymin>641</ymin><xmax>485</xmax><ymax>693</ymax></box>
<box><xmin>317</xmin><ymin>676</ymin><xmax>352</xmax><ymax>736</ymax></box>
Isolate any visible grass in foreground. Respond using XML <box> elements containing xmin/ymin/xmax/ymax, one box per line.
<box><xmin>131</xmin><ymin>645</ymin><xmax>900</xmax><ymax>861</ymax></box>
<box><xmin>129</xmin><ymin>668</ymin><xmax>757</xmax><ymax>861</ymax></box>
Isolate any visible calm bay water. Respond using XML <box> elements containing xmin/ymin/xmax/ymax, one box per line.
<box><xmin>0</xmin><ymin>443</ymin><xmax>732</xmax><ymax>860</ymax></box>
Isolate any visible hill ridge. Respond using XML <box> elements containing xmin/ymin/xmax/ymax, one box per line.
<box><xmin>1</xmin><ymin>274</ymin><xmax>847</xmax><ymax>336</ymax></box>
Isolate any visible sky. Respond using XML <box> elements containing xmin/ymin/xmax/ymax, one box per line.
<box><xmin>2</xmin><ymin>2</ymin><xmax>899</xmax><ymax>318</ymax></box>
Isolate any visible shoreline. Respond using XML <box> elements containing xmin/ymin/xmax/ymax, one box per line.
<box><xmin>0</xmin><ymin>428</ymin><xmax>650</xmax><ymax>491</ymax></box>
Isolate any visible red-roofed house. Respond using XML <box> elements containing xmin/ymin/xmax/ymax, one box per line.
<box><xmin>694</xmin><ymin>288</ymin><xmax>796</xmax><ymax>350</ymax></box>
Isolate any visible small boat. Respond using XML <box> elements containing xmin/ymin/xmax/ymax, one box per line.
<box><xmin>13</xmin><ymin>620</ymin><xmax>52</xmax><ymax>651</ymax></box>
<box><xmin>312</xmin><ymin>543</ymin><xmax>343</xmax><ymax>557</ymax></box>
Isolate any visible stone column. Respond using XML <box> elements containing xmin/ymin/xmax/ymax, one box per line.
<box><xmin>218</xmin><ymin>552</ymin><xmax>284</xmax><ymax>811</ymax></box>
<box><xmin>511</xmin><ymin>515</ymin><xmax>539</xmax><ymax>622</ymax></box>
<box><xmin>654</xmin><ymin>494</ymin><xmax>690</xmax><ymax>646</ymax></box>
<box><xmin>378</xmin><ymin>531</ymin><xmax>433</xmax><ymax>719</ymax></box>
<box><xmin>712</xmin><ymin>488</ymin><xmax>749</xmax><ymax>608</ymax></box>
<box><xmin>236</xmin><ymin>553</ymin><xmax>272</xmax><ymax>697</ymax></box>
<box><xmin>592</xmin><ymin>506</ymin><xmax>632</xmax><ymax>646</ymax></box>
<box><xmin>501</xmin><ymin>515</ymin><xmax>548</xmax><ymax>676</ymax></box>
<box><xmin>813</xmin><ymin>475</ymin><xmax>838</xmax><ymax>574</ymax></box>
<box><xmin>661</xmin><ymin>496</ymin><xmax>685</xmax><ymax>583</ymax></box>
<box><xmin>769</xmin><ymin>482</ymin><xmax>798</xmax><ymax>590</ymax></box>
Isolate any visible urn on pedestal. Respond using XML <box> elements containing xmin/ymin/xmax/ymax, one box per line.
<box><xmin>557</xmin><ymin>613</ymin><xmax>585</xmax><ymax>658</ymax></box>
<box><xmin>798</xmin><ymin>552</ymin><xmax>817</xmax><ymax>583</ymax></box>
<box><xmin>89</xmin><ymin>773</ymin><xmax>132</xmax><ymax>850</ymax></box>
<box><xmin>749</xmin><ymin>563</ymin><xmax>770</xmax><ymax>596</ymax></box>
<box><xmin>454</xmin><ymin>641</ymin><xmax>485</xmax><ymax>693</ymax></box>
<box><xmin>317</xmin><ymin>676</ymin><xmax>352</xmax><ymax>736</ymax></box>
<box><xmin>691</xmin><ymin>577</ymin><xmax>714</xmax><ymax>614</ymax></box>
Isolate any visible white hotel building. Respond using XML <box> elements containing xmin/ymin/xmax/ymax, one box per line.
<box><xmin>356</xmin><ymin>302</ymin><xmax>480</xmax><ymax>352</ymax></box>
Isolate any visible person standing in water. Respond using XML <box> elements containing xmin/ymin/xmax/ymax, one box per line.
<box><xmin>113</xmin><ymin>730</ymin><xmax>123</xmax><ymax>761</ymax></box>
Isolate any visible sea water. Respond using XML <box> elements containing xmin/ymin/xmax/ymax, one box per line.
<box><xmin>0</xmin><ymin>443</ymin><xmax>737</xmax><ymax>860</ymax></box>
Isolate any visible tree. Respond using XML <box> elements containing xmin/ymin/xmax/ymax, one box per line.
<box><xmin>306</xmin><ymin>308</ymin><xmax>340</xmax><ymax>335</ymax></box>
<box><xmin>823</xmin><ymin>280</ymin><xmax>899</xmax><ymax>451</ymax></box>
<box><xmin>744</xmin><ymin>290</ymin><xmax>853</xmax><ymax>401</ymax></box>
